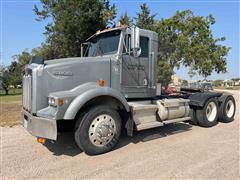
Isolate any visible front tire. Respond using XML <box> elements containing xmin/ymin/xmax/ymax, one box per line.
<box><xmin>74</xmin><ymin>105</ymin><xmax>122</xmax><ymax>155</ymax></box>
<box><xmin>196</xmin><ymin>98</ymin><xmax>219</xmax><ymax>127</ymax></box>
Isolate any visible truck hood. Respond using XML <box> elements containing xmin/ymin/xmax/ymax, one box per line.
<box><xmin>29</xmin><ymin>56</ymin><xmax>112</xmax><ymax>113</ymax></box>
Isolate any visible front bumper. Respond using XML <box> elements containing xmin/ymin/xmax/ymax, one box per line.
<box><xmin>21</xmin><ymin>109</ymin><xmax>57</xmax><ymax>140</ymax></box>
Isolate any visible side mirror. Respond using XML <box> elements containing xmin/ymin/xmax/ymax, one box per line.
<box><xmin>130</xmin><ymin>26</ymin><xmax>141</xmax><ymax>57</ymax></box>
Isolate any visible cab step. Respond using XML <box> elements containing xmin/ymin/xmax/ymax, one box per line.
<box><xmin>136</xmin><ymin>117</ymin><xmax>191</xmax><ymax>131</ymax></box>
<box><xmin>136</xmin><ymin>121</ymin><xmax>163</xmax><ymax>131</ymax></box>
<box><xmin>163</xmin><ymin>117</ymin><xmax>191</xmax><ymax>125</ymax></box>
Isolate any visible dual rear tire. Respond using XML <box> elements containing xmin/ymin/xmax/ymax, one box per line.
<box><xmin>193</xmin><ymin>95</ymin><xmax>236</xmax><ymax>127</ymax></box>
<box><xmin>218</xmin><ymin>95</ymin><xmax>236</xmax><ymax>123</ymax></box>
<box><xmin>196</xmin><ymin>98</ymin><xmax>219</xmax><ymax>127</ymax></box>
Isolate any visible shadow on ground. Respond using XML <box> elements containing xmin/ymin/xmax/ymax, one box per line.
<box><xmin>44</xmin><ymin>132</ymin><xmax>82</xmax><ymax>156</ymax></box>
<box><xmin>44</xmin><ymin>122</ymin><xmax>192</xmax><ymax>156</ymax></box>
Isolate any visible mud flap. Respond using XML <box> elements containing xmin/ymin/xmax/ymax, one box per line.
<box><xmin>125</xmin><ymin>117</ymin><xmax>134</xmax><ymax>136</ymax></box>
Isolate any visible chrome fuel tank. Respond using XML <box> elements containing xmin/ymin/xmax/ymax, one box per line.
<box><xmin>156</xmin><ymin>98</ymin><xmax>190</xmax><ymax>121</ymax></box>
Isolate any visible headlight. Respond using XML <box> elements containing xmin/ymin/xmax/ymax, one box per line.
<box><xmin>48</xmin><ymin>97</ymin><xmax>57</xmax><ymax>106</ymax></box>
<box><xmin>48</xmin><ymin>97</ymin><xmax>64</xmax><ymax>106</ymax></box>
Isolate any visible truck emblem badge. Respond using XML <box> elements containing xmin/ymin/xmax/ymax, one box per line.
<box><xmin>53</xmin><ymin>71</ymin><xmax>73</xmax><ymax>77</ymax></box>
<box><xmin>127</xmin><ymin>64</ymin><xmax>145</xmax><ymax>70</ymax></box>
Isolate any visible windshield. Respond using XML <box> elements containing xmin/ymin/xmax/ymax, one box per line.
<box><xmin>88</xmin><ymin>30</ymin><xmax>121</xmax><ymax>57</ymax></box>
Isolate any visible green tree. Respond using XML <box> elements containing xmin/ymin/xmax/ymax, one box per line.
<box><xmin>232</xmin><ymin>78</ymin><xmax>240</xmax><ymax>81</ymax></box>
<box><xmin>9</xmin><ymin>51</ymin><xmax>32</xmax><ymax>86</ymax></box>
<box><xmin>12</xmin><ymin>50</ymin><xmax>32</xmax><ymax>67</ymax></box>
<box><xmin>182</xmin><ymin>79</ymin><xmax>188</xmax><ymax>87</ymax></box>
<box><xmin>34</xmin><ymin>0</ymin><xmax>116</xmax><ymax>59</ymax></box>
<box><xmin>155</xmin><ymin>10</ymin><xmax>230</xmax><ymax>86</ymax></box>
<box><xmin>32</xmin><ymin>44</ymin><xmax>56</xmax><ymax>60</ymax></box>
<box><xmin>157</xmin><ymin>60</ymin><xmax>173</xmax><ymax>88</ymax></box>
<box><xmin>213</xmin><ymin>79</ymin><xmax>223</xmax><ymax>87</ymax></box>
<box><xmin>119</xmin><ymin>12</ymin><xmax>132</xmax><ymax>26</ymax></box>
<box><xmin>7</xmin><ymin>61</ymin><xmax>21</xmax><ymax>86</ymax></box>
<box><xmin>135</xmin><ymin>3</ymin><xmax>156</xmax><ymax>30</ymax></box>
<box><xmin>0</xmin><ymin>67</ymin><xmax>11</xmax><ymax>95</ymax></box>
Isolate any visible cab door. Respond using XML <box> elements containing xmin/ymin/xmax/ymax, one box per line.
<box><xmin>121</xmin><ymin>34</ymin><xmax>137</xmax><ymax>87</ymax></box>
<box><xmin>121</xmin><ymin>34</ymin><xmax>152</xmax><ymax>98</ymax></box>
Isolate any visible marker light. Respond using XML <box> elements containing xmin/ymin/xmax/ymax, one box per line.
<box><xmin>37</xmin><ymin>137</ymin><xmax>46</xmax><ymax>144</ymax></box>
<box><xmin>98</xmin><ymin>79</ymin><xmax>105</xmax><ymax>87</ymax></box>
<box><xmin>57</xmin><ymin>99</ymin><xmax>64</xmax><ymax>106</ymax></box>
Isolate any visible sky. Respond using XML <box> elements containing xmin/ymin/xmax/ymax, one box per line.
<box><xmin>0</xmin><ymin>0</ymin><xmax>239</xmax><ymax>80</ymax></box>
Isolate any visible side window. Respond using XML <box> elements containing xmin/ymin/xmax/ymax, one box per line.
<box><xmin>140</xmin><ymin>36</ymin><xmax>149</xmax><ymax>57</ymax></box>
<box><xmin>123</xmin><ymin>35</ymin><xmax>149</xmax><ymax>57</ymax></box>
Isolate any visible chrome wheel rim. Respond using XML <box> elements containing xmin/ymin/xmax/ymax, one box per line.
<box><xmin>206</xmin><ymin>102</ymin><xmax>217</xmax><ymax>122</ymax></box>
<box><xmin>89</xmin><ymin>114</ymin><xmax>116</xmax><ymax>147</ymax></box>
<box><xmin>226</xmin><ymin>100</ymin><xmax>234</xmax><ymax>118</ymax></box>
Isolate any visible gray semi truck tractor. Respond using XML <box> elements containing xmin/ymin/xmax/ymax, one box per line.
<box><xmin>22</xmin><ymin>26</ymin><xmax>236</xmax><ymax>155</ymax></box>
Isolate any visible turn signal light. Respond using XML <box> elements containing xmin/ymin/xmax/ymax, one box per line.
<box><xmin>57</xmin><ymin>99</ymin><xmax>64</xmax><ymax>106</ymax></box>
<box><xmin>98</xmin><ymin>79</ymin><xmax>105</xmax><ymax>87</ymax></box>
<box><xmin>37</xmin><ymin>137</ymin><xmax>46</xmax><ymax>144</ymax></box>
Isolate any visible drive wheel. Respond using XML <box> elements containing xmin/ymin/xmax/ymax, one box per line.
<box><xmin>196</xmin><ymin>98</ymin><xmax>218</xmax><ymax>127</ymax></box>
<box><xmin>74</xmin><ymin>105</ymin><xmax>121</xmax><ymax>155</ymax></box>
<box><xmin>218</xmin><ymin>95</ymin><xmax>236</xmax><ymax>123</ymax></box>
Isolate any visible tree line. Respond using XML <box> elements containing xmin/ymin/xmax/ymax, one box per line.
<box><xmin>0</xmin><ymin>0</ymin><xmax>230</xmax><ymax>94</ymax></box>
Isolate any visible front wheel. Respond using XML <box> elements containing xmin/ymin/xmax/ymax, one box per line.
<box><xmin>74</xmin><ymin>105</ymin><xmax>122</xmax><ymax>155</ymax></box>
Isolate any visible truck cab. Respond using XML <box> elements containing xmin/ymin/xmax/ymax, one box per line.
<box><xmin>22</xmin><ymin>26</ymin><xmax>236</xmax><ymax>155</ymax></box>
<box><xmin>83</xmin><ymin>26</ymin><xmax>158</xmax><ymax>98</ymax></box>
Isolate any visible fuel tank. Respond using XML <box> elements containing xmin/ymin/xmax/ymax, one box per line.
<box><xmin>156</xmin><ymin>98</ymin><xmax>190</xmax><ymax>121</ymax></box>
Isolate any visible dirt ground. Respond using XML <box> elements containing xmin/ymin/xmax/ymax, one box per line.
<box><xmin>1</xmin><ymin>90</ymin><xmax>239</xmax><ymax>179</ymax></box>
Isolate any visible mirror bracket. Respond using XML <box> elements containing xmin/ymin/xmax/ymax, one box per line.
<box><xmin>130</xmin><ymin>26</ymin><xmax>141</xmax><ymax>57</ymax></box>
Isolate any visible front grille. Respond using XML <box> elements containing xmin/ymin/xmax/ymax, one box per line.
<box><xmin>22</xmin><ymin>73</ymin><xmax>32</xmax><ymax>112</ymax></box>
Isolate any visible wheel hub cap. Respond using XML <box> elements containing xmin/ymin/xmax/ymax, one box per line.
<box><xmin>89</xmin><ymin>114</ymin><xmax>116</xmax><ymax>147</ymax></box>
<box><xmin>226</xmin><ymin>100</ymin><xmax>234</xmax><ymax>118</ymax></box>
<box><xmin>206</xmin><ymin>102</ymin><xmax>217</xmax><ymax>122</ymax></box>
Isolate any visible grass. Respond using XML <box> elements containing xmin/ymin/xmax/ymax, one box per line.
<box><xmin>1</xmin><ymin>94</ymin><xmax>22</xmax><ymax>103</ymax></box>
<box><xmin>0</xmin><ymin>93</ymin><xmax>22</xmax><ymax>127</ymax></box>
